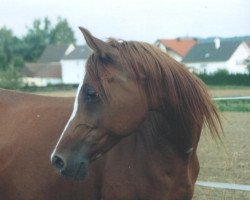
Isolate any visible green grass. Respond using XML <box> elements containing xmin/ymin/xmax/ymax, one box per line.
<box><xmin>215</xmin><ymin>100</ymin><xmax>250</xmax><ymax>112</ymax></box>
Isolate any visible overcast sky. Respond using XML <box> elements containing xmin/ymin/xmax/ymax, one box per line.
<box><xmin>1</xmin><ymin>0</ymin><xmax>249</xmax><ymax>44</ymax></box>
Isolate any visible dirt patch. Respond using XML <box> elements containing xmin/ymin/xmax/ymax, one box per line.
<box><xmin>35</xmin><ymin>90</ymin><xmax>76</xmax><ymax>97</ymax></box>
<box><xmin>194</xmin><ymin>112</ymin><xmax>250</xmax><ymax>199</ymax></box>
<box><xmin>209</xmin><ymin>87</ymin><xmax>250</xmax><ymax>97</ymax></box>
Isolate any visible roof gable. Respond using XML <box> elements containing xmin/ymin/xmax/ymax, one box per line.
<box><xmin>62</xmin><ymin>45</ymin><xmax>92</xmax><ymax>60</ymax></box>
<box><xmin>158</xmin><ymin>39</ymin><xmax>197</xmax><ymax>56</ymax></box>
<box><xmin>38</xmin><ymin>44</ymin><xmax>74</xmax><ymax>63</ymax></box>
<box><xmin>182</xmin><ymin>41</ymin><xmax>242</xmax><ymax>63</ymax></box>
<box><xmin>23</xmin><ymin>63</ymin><xmax>61</xmax><ymax>78</ymax></box>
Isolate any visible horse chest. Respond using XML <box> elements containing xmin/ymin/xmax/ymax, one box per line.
<box><xmin>96</xmin><ymin>135</ymin><xmax>193</xmax><ymax>200</ymax></box>
<box><xmin>100</xmin><ymin>179</ymin><xmax>169</xmax><ymax>200</ymax></box>
<box><xmin>100</xmin><ymin>177</ymin><xmax>190</xmax><ymax>200</ymax></box>
<box><xmin>99</xmin><ymin>155</ymin><xmax>173</xmax><ymax>199</ymax></box>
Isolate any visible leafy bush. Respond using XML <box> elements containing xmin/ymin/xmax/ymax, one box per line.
<box><xmin>214</xmin><ymin>68</ymin><xmax>229</xmax><ymax>76</ymax></box>
<box><xmin>215</xmin><ymin>99</ymin><xmax>250</xmax><ymax>112</ymax></box>
<box><xmin>0</xmin><ymin>66</ymin><xmax>23</xmax><ymax>89</ymax></box>
<box><xmin>197</xmin><ymin>73</ymin><xmax>250</xmax><ymax>86</ymax></box>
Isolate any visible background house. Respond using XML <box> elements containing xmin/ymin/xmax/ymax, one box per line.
<box><xmin>155</xmin><ymin>38</ymin><xmax>197</xmax><ymax>62</ymax></box>
<box><xmin>38</xmin><ymin>44</ymin><xmax>75</xmax><ymax>63</ymax></box>
<box><xmin>22</xmin><ymin>43</ymin><xmax>75</xmax><ymax>86</ymax></box>
<box><xmin>22</xmin><ymin>63</ymin><xmax>62</xmax><ymax>86</ymax></box>
<box><xmin>60</xmin><ymin>45</ymin><xmax>92</xmax><ymax>84</ymax></box>
<box><xmin>182</xmin><ymin>39</ymin><xmax>250</xmax><ymax>74</ymax></box>
<box><xmin>22</xmin><ymin>37</ymin><xmax>250</xmax><ymax>87</ymax></box>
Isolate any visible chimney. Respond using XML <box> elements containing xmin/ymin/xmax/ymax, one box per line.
<box><xmin>214</xmin><ymin>38</ymin><xmax>220</xmax><ymax>49</ymax></box>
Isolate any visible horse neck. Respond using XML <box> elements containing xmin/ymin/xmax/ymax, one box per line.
<box><xmin>136</xmin><ymin>111</ymin><xmax>199</xmax><ymax>160</ymax></box>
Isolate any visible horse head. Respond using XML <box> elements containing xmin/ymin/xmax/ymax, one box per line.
<box><xmin>51</xmin><ymin>28</ymin><xmax>221</xmax><ymax>182</ymax></box>
<box><xmin>51</xmin><ymin>28</ymin><xmax>149</xmax><ymax>180</ymax></box>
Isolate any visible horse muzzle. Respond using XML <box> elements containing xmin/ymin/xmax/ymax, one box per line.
<box><xmin>51</xmin><ymin>152</ymin><xmax>89</xmax><ymax>180</ymax></box>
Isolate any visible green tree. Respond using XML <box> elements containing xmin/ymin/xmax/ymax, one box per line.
<box><xmin>50</xmin><ymin>18</ymin><xmax>76</xmax><ymax>44</ymax></box>
<box><xmin>0</xmin><ymin>48</ymin><xmax>8</xmax><ymax>69</ymax></box>
<box><xmin>0</xmin><ymin>27</ymin><xmax>24</xmax><ymax>69</ymax></box>
<box><xmin>21</xmin><ymin>17</ymin><xmax>75</xmax><ymax>61</ymax></box>
<box><xmin>0</xmin><ymin>65</ymin><xmax>22</xmax><ymax>89</ymax></box>
<box><xmin>22</xmin><ymin>17</ymin><xmax>52</xmax><ymax>61</ymax></box>
<box><xmin>0</xmin><ymin>27</ymin><xmax>14</xmax><ymax>69</ymax></box>
<box><xmin>214</xmin><ymin>68</ymin><xmax>229</xmax><ymax>75</ymax></box>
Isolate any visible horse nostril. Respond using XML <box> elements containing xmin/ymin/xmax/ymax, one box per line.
<box><xmin>52</xmin><ymin>155</ymin><xmax>65</xmax><ymax>171</ymax></box>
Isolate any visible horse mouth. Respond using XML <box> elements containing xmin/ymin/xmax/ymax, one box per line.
<box><xmin>74</xmin><ymin>162</ymin><xmax>88</xmax><ymax>180</ymax></box>
<box><xmin>60</xmin><ymin>161</ymin><xmax>89</xmax><ymax>181</ymax></box>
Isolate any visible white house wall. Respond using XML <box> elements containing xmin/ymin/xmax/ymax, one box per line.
<box><xmin>185</xmin><ymin>62</ymin><xmax>226</xmax><ymax>74</ymax></box>
<box><xmin>156</xmin><ymin>43</ymin><xmax>182</xmax><ymax>62</ymax></box>
<box><xmin>166</xmin><ymin>51</ymin><xmax>182</xmax><ymax>62</ymax></box>
<box><xmin>22</xmin><ymin>77</ymin><xmax>62</xmax><ymax>87</ymax></box>
<box><xmin>226</xmin><ymin>43</ymin><xmax>250</xmax><ymax>74</ymax></box>
<box><xmin>61</xmin><ymin>60</ymin><xmax>87</xmax><ymax>84</ymax></box>
<box><xmin>156</xmin><ymin>43</ymin><xmax>166</xmax><ymax>52</ymax></box>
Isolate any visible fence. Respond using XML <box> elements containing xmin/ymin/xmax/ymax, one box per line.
<box><xmin>196</xmin><ymin>181</ymin><xmax>250</xmax><ymax>191</ymax></box>
<box><xmin>213</xmin><ymin>96</ymin><xmax>250</xmax><ymax>101</ymax></box>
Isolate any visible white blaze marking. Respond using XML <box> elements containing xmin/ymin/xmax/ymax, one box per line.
<box><xmin>51</xmin><ymin>79</ymin><xmax>84</xmax><ymax>160</ymax></box>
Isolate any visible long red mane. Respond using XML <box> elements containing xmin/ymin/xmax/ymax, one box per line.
<box><xmin>86</xmin><ymin>39</ymin><xmax>221</xmax><ymax>144</ymax></box>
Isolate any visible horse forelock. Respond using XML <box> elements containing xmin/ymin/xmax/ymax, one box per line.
<box><xmin>85</xmin><ymin>39</ymin><xmax>222</xmax><ymax>140</ymax></box>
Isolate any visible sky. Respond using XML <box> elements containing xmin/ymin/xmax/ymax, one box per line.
<box><xmin>0</xmin><ymin>0</ymin><xmax>250</xmax><ymax>44</ymax></box>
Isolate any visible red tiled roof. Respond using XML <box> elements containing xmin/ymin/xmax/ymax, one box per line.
<box><xmin>159</xmin><ymin>39</ymin><xmax>197</xmax><ymax>57</ymax></box>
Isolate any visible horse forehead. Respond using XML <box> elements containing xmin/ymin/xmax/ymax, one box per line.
<box><xmin>84</xmin><ymin>66</ymin><xmax>126</xmax><ymax>84</ymax></box>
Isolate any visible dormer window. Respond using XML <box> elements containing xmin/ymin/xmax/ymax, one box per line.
<box><xmin>205</xmin><ymin>53</ymin><xmax>210</xmax><ymax>58</ymax></box>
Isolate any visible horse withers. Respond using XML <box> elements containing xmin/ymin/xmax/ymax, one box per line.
<box><xmin>51</xmin><ymin>28</ymin><xmax>221</xmax><ymax>199</ymax></box>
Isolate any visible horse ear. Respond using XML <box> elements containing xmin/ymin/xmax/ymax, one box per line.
<box><xmin>79</xmin><ymin>27</ymin><xmax>118</xmax><ymax>59</ymax></box>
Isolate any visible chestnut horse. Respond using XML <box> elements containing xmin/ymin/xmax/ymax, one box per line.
<box><xmin>0</xmin><ymin>89</ymin><xmax>90</xmax><ymax>200</ymax></box>
<box><xmin>51</xmin><ymin>28</ymin><xmax>221</xmax><ymax>199</ymax></box>
<box><xmin>1</xmin><ymin>88</ymin><xmax>120</xmax><ymax>200</ymax></box>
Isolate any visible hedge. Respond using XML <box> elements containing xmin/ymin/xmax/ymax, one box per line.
<box><xmin>196</xmin><ymin>74</ymin><xmax>250</xmax><ymax>86</ymax></box>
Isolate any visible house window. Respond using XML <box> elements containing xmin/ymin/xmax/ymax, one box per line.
<box><xmin>200</xmin><ymin>63</ymin><xmax>207</xmax><ymax>74</ymax></box>
<box><xmin>204</xmin><ymin>53</ymin><xmax>210</xmax><ymax>58</ymax></box>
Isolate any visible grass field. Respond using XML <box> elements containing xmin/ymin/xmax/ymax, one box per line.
<box><xmin>34</xmin><ymin>86</ymin><xmax>250</xmax><ymax>199</ymax></box>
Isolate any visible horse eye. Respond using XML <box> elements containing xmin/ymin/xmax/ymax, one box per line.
<box><xmin>84</xmin><ymin>86</ymin><xmax>99</xmax><ymax>103</ymax></box>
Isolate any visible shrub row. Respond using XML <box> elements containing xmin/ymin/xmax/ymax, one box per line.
<box><xmin>215</xmin><ymin>99</ymin><xmax>250</xmax><ymax>112</ymax></box>
<box><xmin>196</xmin><ymin>73</ymin><xmax>250</xmax><ymax>86</ymax></box>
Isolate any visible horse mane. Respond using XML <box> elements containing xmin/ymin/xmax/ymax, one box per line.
<box><xmin>85</xmin><ymin>39</ymin><xmax>222</xmax><ymax>152</ymax></box>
